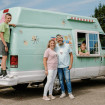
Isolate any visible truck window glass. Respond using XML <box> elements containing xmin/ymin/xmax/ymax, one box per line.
<box><xmin>89</xmin><ymin>34</ymin><xmax>98</xmax><ymax>54</ymax></box>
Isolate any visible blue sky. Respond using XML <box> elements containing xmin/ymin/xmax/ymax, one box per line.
<box><xmin>0</xmin><ymin>0</ymin><xmax>105</xmax><ymax>16</ymax></box>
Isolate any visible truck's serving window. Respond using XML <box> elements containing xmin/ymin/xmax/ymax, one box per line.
<box><xmin>99</xmin><ymin>34</ymin><xmax>105</xmax><ymax>50</ymax></box>
<box><xmin>75</xmin><ymin>30</ymin><xmax>100</xmax><ymax>57</ymax></box>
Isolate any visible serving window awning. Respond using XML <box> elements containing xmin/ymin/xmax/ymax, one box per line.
<box><xmin>67</xmin><ymin>16</ymin><xmax>95</xmax><ymax>23</ymax></box>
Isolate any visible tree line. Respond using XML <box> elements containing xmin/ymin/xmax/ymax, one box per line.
<box><xmin>92</xmin><ymin>3</ymin><xmax>105</xmax><ymax>32</ymax></box>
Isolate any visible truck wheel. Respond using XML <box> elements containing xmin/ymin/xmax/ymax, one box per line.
<box><xmin>12</xmin><ymin>83</ymin><xmax>29</xmax><ymax>90</ymax></box>
<box><xmin>53</xmin><ymin>76</ymin><xmax>61</xmax><ymax>95</ymax></box>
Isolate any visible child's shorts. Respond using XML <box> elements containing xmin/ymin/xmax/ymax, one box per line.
<box><xmin>0</xmin><ymin>40</ymin><xmax>10</xmax><ymax>56</ymax></box>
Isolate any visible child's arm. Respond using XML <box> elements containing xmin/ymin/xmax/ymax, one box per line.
<box><xmin>79</xmin><ymin>51</ymin><xmax>85</xmax><ymax>56</ymax></box>
<box><xmin>9</xmin><ymin>24</ymin><xmax>16</xmax><ymax>27</ymax></box>
<box><xmin>85</xmin><ymin>52</ymin><xmax>90</xmax><ymax>56</ymax></box>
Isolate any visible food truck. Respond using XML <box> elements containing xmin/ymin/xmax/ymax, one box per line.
<box><xmin>0</xmin><ymin>7</ymin><xmax>105</xmax><ymax>91</ymax></box>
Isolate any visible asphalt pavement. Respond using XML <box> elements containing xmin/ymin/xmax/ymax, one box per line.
<box><xmin>0</xmin><ymin>77</ymin><xmax>105</xmax><ymax>105</ymax></box>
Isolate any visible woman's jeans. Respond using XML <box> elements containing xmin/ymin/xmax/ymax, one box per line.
<box><xmin>58</xmin><ymin>67</ymin><xmax>72</xmax><ymax>94</ymax></box>
<box><xmin>43</xmin><ymin>70</ymin><xmax>57</xmax><ymax>96</ymax></box>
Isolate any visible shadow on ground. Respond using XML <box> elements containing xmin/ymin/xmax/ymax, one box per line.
<box><xmin>0</xmin><ymin>77</ymin><xmax>105</xmax><ymax>101</ymax></box>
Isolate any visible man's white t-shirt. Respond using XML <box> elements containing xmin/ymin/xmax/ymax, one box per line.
<box><xmin>55</xmin><ymin>43</ymin><xmax>72</xmax><ymax>68</ymax></box>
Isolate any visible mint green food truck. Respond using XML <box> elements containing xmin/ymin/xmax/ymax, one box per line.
<box><xmin>0</xmin><ymin>7</ymin><xmax>105</xmax><ymax>91</ymax></box>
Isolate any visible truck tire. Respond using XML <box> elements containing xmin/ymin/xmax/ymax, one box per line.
<box><xmin>12</xmin><ymin>83</ymin><xmax>29</xmax><ymax>90</ymax></box>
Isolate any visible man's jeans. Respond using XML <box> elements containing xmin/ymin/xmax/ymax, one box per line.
<box><xmin>58</xmin><ymin>67</ymin><xmax>72</xmax><ymax>94</ymax></box>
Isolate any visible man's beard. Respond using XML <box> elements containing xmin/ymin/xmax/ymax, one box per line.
<box><xmin>58</xmin><ymin>41</ymin><xmax>64</xmax><ymax>46</ymax></box>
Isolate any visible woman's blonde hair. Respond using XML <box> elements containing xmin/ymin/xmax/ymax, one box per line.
<box><xmin>47</xmin><ymin>39</ymin><xmax>56</xmax><ymax>48</ymax></box>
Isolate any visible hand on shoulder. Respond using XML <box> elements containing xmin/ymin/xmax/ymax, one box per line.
<box><xmin>9</xmin><ymin>24</ymin><xmax>16</xmax><ymax>27</ymax></box>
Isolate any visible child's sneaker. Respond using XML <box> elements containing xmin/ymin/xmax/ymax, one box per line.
<box><xmin>0</xmin><ymin>75</ymin><xmax>3</xmax><ymax>78</ymax></box>
<box><xmin>3</xmin><ymin>70</ymin><xmax>7</xmax><ymax>77</ymax></box>
<box><xmin>60</xmin><ymin>93</ymin><xmax>66</xmax><ymax>98</ymax></box>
